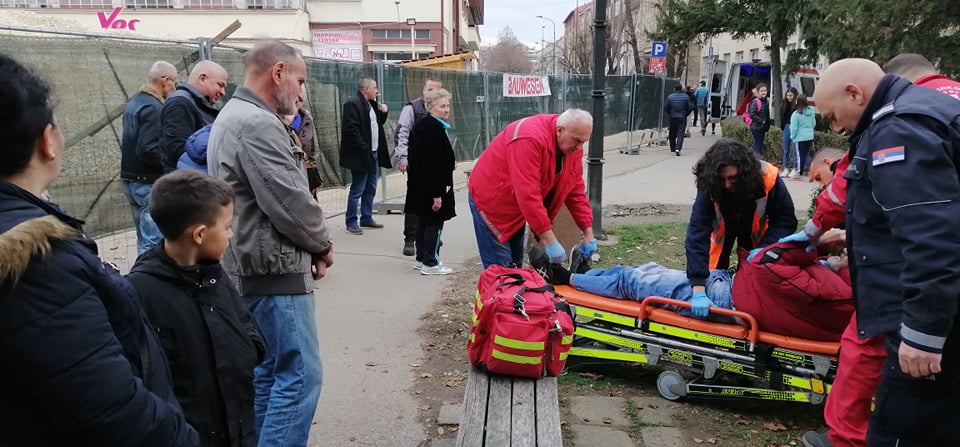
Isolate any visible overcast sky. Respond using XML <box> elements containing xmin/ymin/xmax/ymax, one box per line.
<box><xmin>479</xmin><ymin>0</ymin><xmax>581</xmax><ymax>48</ymax></box>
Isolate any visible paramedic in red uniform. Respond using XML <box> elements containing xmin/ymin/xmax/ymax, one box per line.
<box><xmin>791</xmin><ymin>55</ymin><xmax>960</xmax><ymax>447</ymax></box>
<box><xmin>684</xmin><ymin>139</ymin><xmax>797</xmax><ymax>318</ymax></box>
<box><xmin>467</xmin><ymin>109</ymin><xmax>597</xmax><ymax>268</ymax></box>
<box><xmin>796</xmin><ymin>58</ymin><xmax>960</xmax><ymax>447</ymax></box>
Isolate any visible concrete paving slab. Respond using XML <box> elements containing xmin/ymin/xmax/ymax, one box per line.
<box><xmin>571</xmin><ymin>424</ymin><xmax>637</xmax><ymax>447</ymax></box>
<box><xmin>437</xmin><ymin>404</ymin><xmax>462</xmax><ymax>426</ymax></box>
<box><xmin>640</xmin><ymin>427</ymin><xmax>686</xmax><ymax>447</ymax></box>
<box><xmin>631</xmin><ymin>398</ymin><xmax>681</xmax><ymax>427</ymax></box>
<box><xmin>429</xmin><ymin>438</ymin><xmax>457</xmax><ymax>447</ymax></box>
<box><xmin>568</xmin><ymin>396</ymin><xmax>630</xmax><ymax>429</ymax></box>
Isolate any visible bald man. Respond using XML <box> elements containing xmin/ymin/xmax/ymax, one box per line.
<box><xmin>207</xmin><ymin>41</ymin><xmax>331</xmax><ymax>447</ymax></box>
<box><xmin>883</xmin><ymin>53</ymin><xmax>960</xmax><ymax>100</ymax></box>
<box><xmin>160</xmin><ymin>59</ymin><xmax>227</xmax><ymax>173</ymax></box>
<box><xmin>121</xmin><ymin>61</ymin><xmax>178</xmax><ymax>255</ymax></box>
<box><xmin>805</xmin><ymin>58</ymin><xmax>960</xmax><ymax>447</ymax></box>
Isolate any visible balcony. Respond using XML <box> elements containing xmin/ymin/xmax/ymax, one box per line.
<box><xmin>465</xmin><ymin>0</ymin><xmax>482</xmax><ymax>25</ymax></box>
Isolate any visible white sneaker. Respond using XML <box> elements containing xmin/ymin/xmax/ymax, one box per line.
<box><xmin>779</xmin><ymin>168</ymin><xmax>789</xmax><ymax>177</ymax></box>
<box><xmin>788</xmin><ymin>170</ymin><xmax>801</xmax><ymax>178</ymax></box>
<box><xmin>420</xmin><ymin>264</ymin><xmax>453</xmax><ymax>275</ymax></box>
<box><xmin>413</xmin><ymin>262</ymin><xmax>423</xmax><ymax>270</ymax></box>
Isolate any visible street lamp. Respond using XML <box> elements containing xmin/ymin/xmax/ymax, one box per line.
<box><xmin>406</xmin><ymin>17</ymin><xmax>417</xmax><ymax>61</ymax></box>
<box><xmin>536</xmin><ymin>15</ymin><xmax>556</xmax><ymax>74</ymax></box>
<box><xmin>540</xmin><ymin>25</ymin><xmax>545</xmax><ymax>74</ymax></box>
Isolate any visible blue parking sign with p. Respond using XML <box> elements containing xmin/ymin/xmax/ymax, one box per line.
<box><xmin>652</xmin><ymin>42</ymin><xmax>667</xmax><ymax>58</ymax></box>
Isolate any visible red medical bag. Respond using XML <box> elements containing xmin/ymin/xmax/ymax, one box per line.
<box><xmin>467</xmin><ymin>265</ymin><xmax>574</xmax><ymax>378</ymax></box>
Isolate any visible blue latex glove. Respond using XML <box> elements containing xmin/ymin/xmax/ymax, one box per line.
<box><xmin>779</xmin><ymin>231</ymin><xmax>817</xmax><ymax>252</ymax></box>
<box><xmin>818</xmin><ymin>259</ymin><xmax>838</xmax><ymax>272</ymax></box>
<box><xmin>746</xmin><ymin>247</ymin><xmax>763</xmax><ymax>262</ymax></box>
<box><xmin>579</xmin><ymin>239</ymin><xmax>598</xmax><ymax>259</ymax></box>
<box><xmin>690</xmin><ymin>291</ymin><xmax>713</xmax><ymax>318</ymax></box>
<box><xmin>545</xmin><ymin>240</ymin><xmax>567</xmax><ymax>264</ymax></box>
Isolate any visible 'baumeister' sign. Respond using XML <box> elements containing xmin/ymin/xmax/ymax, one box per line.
<box><xmin>503</xmin><ymin>74</ymin><xmax>552</xmax><ymax>98</ymax></box>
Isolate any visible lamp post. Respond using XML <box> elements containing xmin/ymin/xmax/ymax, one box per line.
<box><xmin>540</xmin><ymin>26</ymin><xmax>545</xmax><ymax>74</ymax></box>
<box><xmin>406</xmin><ymin>17</ymin><xmax>417</xmax><ymax>60</ymax></box>
<box><xmin>536</xmin><ymin>15</ymin><xmax>556</xmax><ymax>74</ymax></box>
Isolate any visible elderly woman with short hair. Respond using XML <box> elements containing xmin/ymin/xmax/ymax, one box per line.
<box><xmin>404</xmin><ymin>88</ymin><xmax>456</xmax><ymax>275</ymax></box>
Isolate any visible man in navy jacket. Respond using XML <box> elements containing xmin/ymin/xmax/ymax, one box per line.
<box><xmin>663</xmin><ymin>84</ymin><xmax>694</xmax><ymax>155</ymax></box>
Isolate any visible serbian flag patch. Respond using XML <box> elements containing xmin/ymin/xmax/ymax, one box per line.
<box><xmin>872</xmin><ymin>146</ymin><xmax>905</xmax><ymax>166</ymax></box>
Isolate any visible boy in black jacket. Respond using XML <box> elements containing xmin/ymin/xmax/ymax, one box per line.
<box><xmin>128</xmin><ymin>170</ymin><xmax>265</xmax><ymax>447</ymax></box>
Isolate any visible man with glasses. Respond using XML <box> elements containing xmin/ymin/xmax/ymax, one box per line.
<box><xmin>120</xmin><ymin>60</ymin><xmax>178</xmax><ymax>254</ymax></box>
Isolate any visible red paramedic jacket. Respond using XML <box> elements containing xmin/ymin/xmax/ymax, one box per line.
<box><xmin>732</xmin><ymin>243</ymin><xmax>855</xmax><ymax>342</ymax></box>
<box><xmin>467</xmin><ymin>114</ymin><xmax>592</xmax><ymax>242</ymax></box>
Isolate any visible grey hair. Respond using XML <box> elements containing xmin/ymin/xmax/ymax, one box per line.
<box><xmin>557</xmin><ymin>108</ymin><xmax>593</xmax><ymax>127</ymax></box>
<box><xmin>359</xmin><ymin>76</ymin><xmax>376</xmax><ymax>89</ymax></box>
<box><xmin>423</xmin><ymin>88</ymin><xmax>451</xmax><ymax>109</ymax></box>
<box><xmin>147</xmin><ymin>60</ymin><xmax>176</xmax><ymax>83</ymax></box>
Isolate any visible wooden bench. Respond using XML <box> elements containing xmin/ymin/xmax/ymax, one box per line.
<box><xmin>456</xmin><ymin>365</ymin><xmax>563</xmax><ymax>446</ymax></box>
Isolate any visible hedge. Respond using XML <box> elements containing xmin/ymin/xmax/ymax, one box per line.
<box><xmin>718</xmin><ymin>117</ymin><xmax>850</xmax><ymax>168</ymax></box>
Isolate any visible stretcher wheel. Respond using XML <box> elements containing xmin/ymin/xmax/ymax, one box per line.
<box><xmin>656</xmin><ymin>370</ymin><xmax>687</xmax><ymax>401</ymax></box>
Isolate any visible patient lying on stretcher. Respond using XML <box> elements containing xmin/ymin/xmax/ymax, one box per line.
<box><xmin>529</xmin><ymin>230</ymin><xmax>854</xmax><ymax>342</ymax></box>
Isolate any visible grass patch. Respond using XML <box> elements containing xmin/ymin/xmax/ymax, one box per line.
<box><xmin>623</xmin><ymin>399</ymin><xmax>663</xmax><ymax>436</ymax></box>
<box><xmin>600</xmin><ymin>222</ymin><xmax>688</xmax><ymax>270</ymax></box>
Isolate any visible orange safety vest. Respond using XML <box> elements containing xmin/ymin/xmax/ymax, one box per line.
<box><xmin>708</xmin><ymin>161</ymin><xmax>779</xmax><ymax>269</ymax></box>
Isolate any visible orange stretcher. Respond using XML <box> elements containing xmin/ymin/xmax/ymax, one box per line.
<box><xmin>555</xmin><ymin>285</ymin><xmax>839</xmax><ymax>404</ymax></box>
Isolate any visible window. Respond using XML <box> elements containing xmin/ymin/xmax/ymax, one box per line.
<box><xmin>800</xmin><ymin>77</ymin><xmax>816</xmax><ymax>97</ymax></box>
<box><xmin>0</xmin><ymin>0</ymin><xmax>46</xmax><ymax>7</ymax></box>
<box><xmin>184</xmin><ymin>0</ymin><xmax>234</xmax><ymax>8</ymax></box>
<box><xmin>58</xmin><ymin>0</ymin><xmax>110</xmax><ymax>7</ymax></box>
<box><xmin>749</xmin><ymin>48</ymin><xmax>758</xmax><ymax>61</ymax></box>
<box><xmin>126</xmin><ymin>0</ymin><xmax>172</xmax><ymax>8</ymax></box>
<box><xmin>735</xmin><ymin>51</ymin><xmax>744</xmax><ymax>62</ymax></box>
<box><xmin>247</xmin><ymin>0</ymin><xmax>300</xmax><ymax>9</ymax></box>
<box><xmin>371</xmin><ymin>29</ymin><xmax>429</xmax><ymax>39</ymax></box>
<box><xmin>373</xmin><ymin>52</ymin><xmax>417</xmax><ymax>62</ymax></box>
<box><xmin>722</xmin><ymin>52</ymin><xmax>731</xmax><ymax>62</ymax></box>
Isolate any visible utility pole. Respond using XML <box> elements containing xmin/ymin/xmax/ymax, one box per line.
<box><xmin>536</xmin><ymin>15</ymin><xmax>556</xmax><ymax>74</ymax></box>
<box><xmin>587</xmin><ymin>0</ymin><xmax>607</xmax><ymax>239</ymax></box>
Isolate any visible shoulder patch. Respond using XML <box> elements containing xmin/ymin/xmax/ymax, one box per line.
<box><xmin>872</xmin><ymin>146</ymin><xmax>905</xmax><ymax>166</ymax></box>
<box><xmin>872</xmin><ymin>103</ymin><xmax>895</xmax><ymax>120</ymax></box>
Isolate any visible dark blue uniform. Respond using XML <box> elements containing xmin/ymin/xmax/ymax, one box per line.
<box><xmin>844</xmin><ymin>74</ymin><xmax>960</xmax><ymax>446</ymax></box>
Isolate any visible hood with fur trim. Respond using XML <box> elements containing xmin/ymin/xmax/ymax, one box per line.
<box><xmin>0</xmin><ymin>215</ymin><xmax>80</xmax><ymax>286</ymax></box>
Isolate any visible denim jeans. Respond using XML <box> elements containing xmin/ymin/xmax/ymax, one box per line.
<box><xmin>571</xmin><ymin>263</ymin><xmax>733</xmax><ymax>318</ymax></box>
<box><xmin>781</xmin><ymin>125</ymin><xmax>795</xmax><ymax>169</ymax></box>
<box><xmin>345</xmin><ymin>153</ymin><xmax>379</xmax><ymax>227</ymax></box>
<box><xmin>468</xmin><ymin>194</ymin><xmax>525</xmax><ymax>268</ymax></box>
<box><xmin>750</xmin><ymin>129</ymin><xmax>766</xmax><ymax>156</ymax></box>
<box><xmin>248</xmin><ymin>293</ymin><xmax>322</xmax><ymax>447</ymax></box>
<box><xmin>121</xmin><ymin>181</ymin><xmax>162</xmax><ymax>255</ymax></box>
<box><xmin>698</xmin><ymin>106</ymin><xmax>708</xmax><ymax>131</ymax></box>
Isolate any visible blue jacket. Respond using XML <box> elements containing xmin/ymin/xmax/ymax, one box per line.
<box><xmin>789</xmin><ymin>106</ymin><xmax>816</xmax><ymax>142</ymax></box>
<box><xmin>176</xmin><ymin>124</ymin><xmax>211</xmax><ymax>173</ymax></box>
<box><xmin>663</xmin><ymin>92</ymin><xmax>694</xmax><ymax>119</ymax></box>
<box><xmin>685</xmin><ymin>174</ymin><xmax>797</xmax><ymax>287</ymax></box>
<box><xmin>0</xmin><ymin>182</ymin><xmax>198</xmax><ymax>446</ymax></box>
<box><xmin>121</xmin><ymin>88</ymin><xmax>165</xmax><ymax>183</ymax></box>
<box><xmin>694</xmin><ymin>86</ymin><xmax>709</xmax><ymax>107</ymax></box>
<box><xmin>844</xmin><ymin>74</ymin><xmax>960</xmax><ymax>350</ymax></box>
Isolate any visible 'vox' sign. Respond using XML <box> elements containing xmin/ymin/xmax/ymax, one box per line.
<box><xmin>98</xmin><ymin>7</ymin><xmax>141</xmax><ymax>31</ymax></box>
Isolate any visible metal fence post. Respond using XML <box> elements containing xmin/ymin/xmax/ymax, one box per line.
<box><xmin>482</xmin><ymin>71</ymin><xmax>492</xmax><ymax>146</ymax></box>
<box><xmin>654</xmin><ymin>75</ymin><xmax>666</xmax><ymax>146</ymax></box>
<box><xmin>198</xmin><ymin>38</ymin><xmax>212</xmax><ymax>61</ymax></box>
<box><xmin>373</xmin><ymin>61</ymin><xmax>403</xmax><ymax>214</ymax></box>
<box><xmin>622</xmin><ymin>74</ymin><xmax>638</xmax><ymax>154</ymax></box>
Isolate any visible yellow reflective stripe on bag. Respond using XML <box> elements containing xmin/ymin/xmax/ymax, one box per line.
<box><xmin>561</xmin><ymin>335</ymin><xmax>573</xmax><ymax>345</ymax></box>
<box><xmin>475</xmin><ymin>291</ymin><xmax>483</xmax><ymax>310</ymax></box>
<box><xmin>493</xmin><ymin>335</ymin><xmax>545</xmax><ymax>351</ymax></box>
<box><xmin>491</xmin><ymin>349</ymin><xmax>542</xmax><ymax>365</ymax></box>
<box><xmin>469</xmin><ymin>333</ymin><xmax>475</xmax><ymax>343</ymax></box>
<box><xmin>559</xmin><ymin>352</ymin><xmax>568</xmax><ymax>360</ymax></box>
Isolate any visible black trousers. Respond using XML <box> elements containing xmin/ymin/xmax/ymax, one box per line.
<box><xmin>867</xmin><ymin>324</ymin><xmax>960</xmax><ymax>446</ymax></box>
<box><xmin>415</xmin><ymin>214</ymin><xmax>445</xmax><ymax>267</ymax></box>
<box><xmin>668</xmin><ymin>118</ymin><xmax>686</xmax><ymax>152</ymax></box>
<box><xmin>403</xmin><ymin>212</ymin><xmax>419</xmax><ymax>243</ymax></box>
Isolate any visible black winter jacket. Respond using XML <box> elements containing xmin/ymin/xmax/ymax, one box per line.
<box><xmin>0</xmin><ymin>181</ymin><xmax>198</xmax><ymax>447</ymax></box>
<box><xmin>404</xmin><ymin>115</ymin><xmax>456</xmax><ymax>221</ymax></box>
<box><xmin>161</xmin><ymin>83</ymin><xmax>219</xmax><ymax>173</ymax></box>
<box><xmin>748</xmin><ymin>97</ymin><xmax>771</xmax><ymax>131</ymax></box>
<box><xmin>339</xmin><ymin>91</ymin><xmax>391</xmax><ymax>173</ymax></box>
<box><xmin>663</xmin><ymin>92</ymin><xmax>694</xmax><ymax>119</ymax></box>
<box><xmin>121</xmin><ymin>87</ymin><xmax>165</xmax><ymax>183</ymax></box>
<box><xmin>128</xmin><ymin>245</ymin><xmax>265</xmax><ymax>447</ymax></box>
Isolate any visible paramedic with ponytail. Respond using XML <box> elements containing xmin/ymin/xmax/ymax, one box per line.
<box><xmin>684</xmin><ymin>139</ymin><xmax>797</xmax><ymax>317</ymax></box>
<box><xmin>467</xmin><ymin>108</ymin><xmax>597</xmax><ymax>268</ymax></box>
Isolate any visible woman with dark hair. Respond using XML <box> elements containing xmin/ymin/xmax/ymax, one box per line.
<box><xmin>747</xmin><ymin>83</ymin><xmax>772</xmax><ymax>156</ymax></box>
<box><xmin>0</xmin><ymin>53</ymin><xmax>198</xmax><ymax>446</ymax></box>
<box><xmin>405</xmin><ymin>88</ymin><xmax>457</xmax><ymax>275</ymax></box>
<box><xmin>683</xmin><ymin>139</ymin><xmax>797</xmax><ymax>317</ymax></box>
<box><xmin>780</xmin><ymin>87</ymin><xmax>799</xmax><ymax>177</ymax></box>
<box><xmin>790</xmin><ymin>95</ymin><xmax>816</xmax><ymax>176</ymax></box>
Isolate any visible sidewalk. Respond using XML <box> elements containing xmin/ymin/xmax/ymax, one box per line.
<box><xmin>94</xmin><ymin>129</ymin><xmax>814</xmax><ymax>446</ymax></box>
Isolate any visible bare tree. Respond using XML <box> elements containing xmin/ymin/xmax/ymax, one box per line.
<box><xmin>481</xmin><ymin>27</ymin><xmax>535</xmax><ymax>73</ymax></box>
<box><xmin>559</xmin><ymin>28</ymin><xmax>593</xmax><ymax>74</ymax></box>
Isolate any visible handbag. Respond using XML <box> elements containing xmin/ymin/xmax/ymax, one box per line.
<box><xmin>467</xmin><ymin>265</ymin><xmax>574</xmax><ymax>378</ymax></box>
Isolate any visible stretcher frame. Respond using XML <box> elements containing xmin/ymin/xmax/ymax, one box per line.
<box><xmin>554</xmin><ymin>285</ymin><xmax>840</xmax><ymax>404</ymax></box>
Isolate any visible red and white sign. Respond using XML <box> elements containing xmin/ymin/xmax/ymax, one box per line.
<box><xmin>312</xmin><ymin>30</ymin><xmax>363</xmax><ymax>62</ymax></box>
<box><xmin>503</xmin><ymin>74</ymin><xmax>552</xmax><ymax>98</ymax></box>
<box><xmin>648</xmin><ymin>57</ymin><xmax>666</xmax><ymax>75</ymax></box>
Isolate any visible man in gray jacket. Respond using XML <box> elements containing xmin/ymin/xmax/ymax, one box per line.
<box><xmin>394</xmin><ymin>77</ymin><xmax>442</xmax><ymax>256</ymax></box>
<box><xmin>207</xmin><ymin>40</ymin><xmax>333</xmax><ymax>447</ymax></box>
